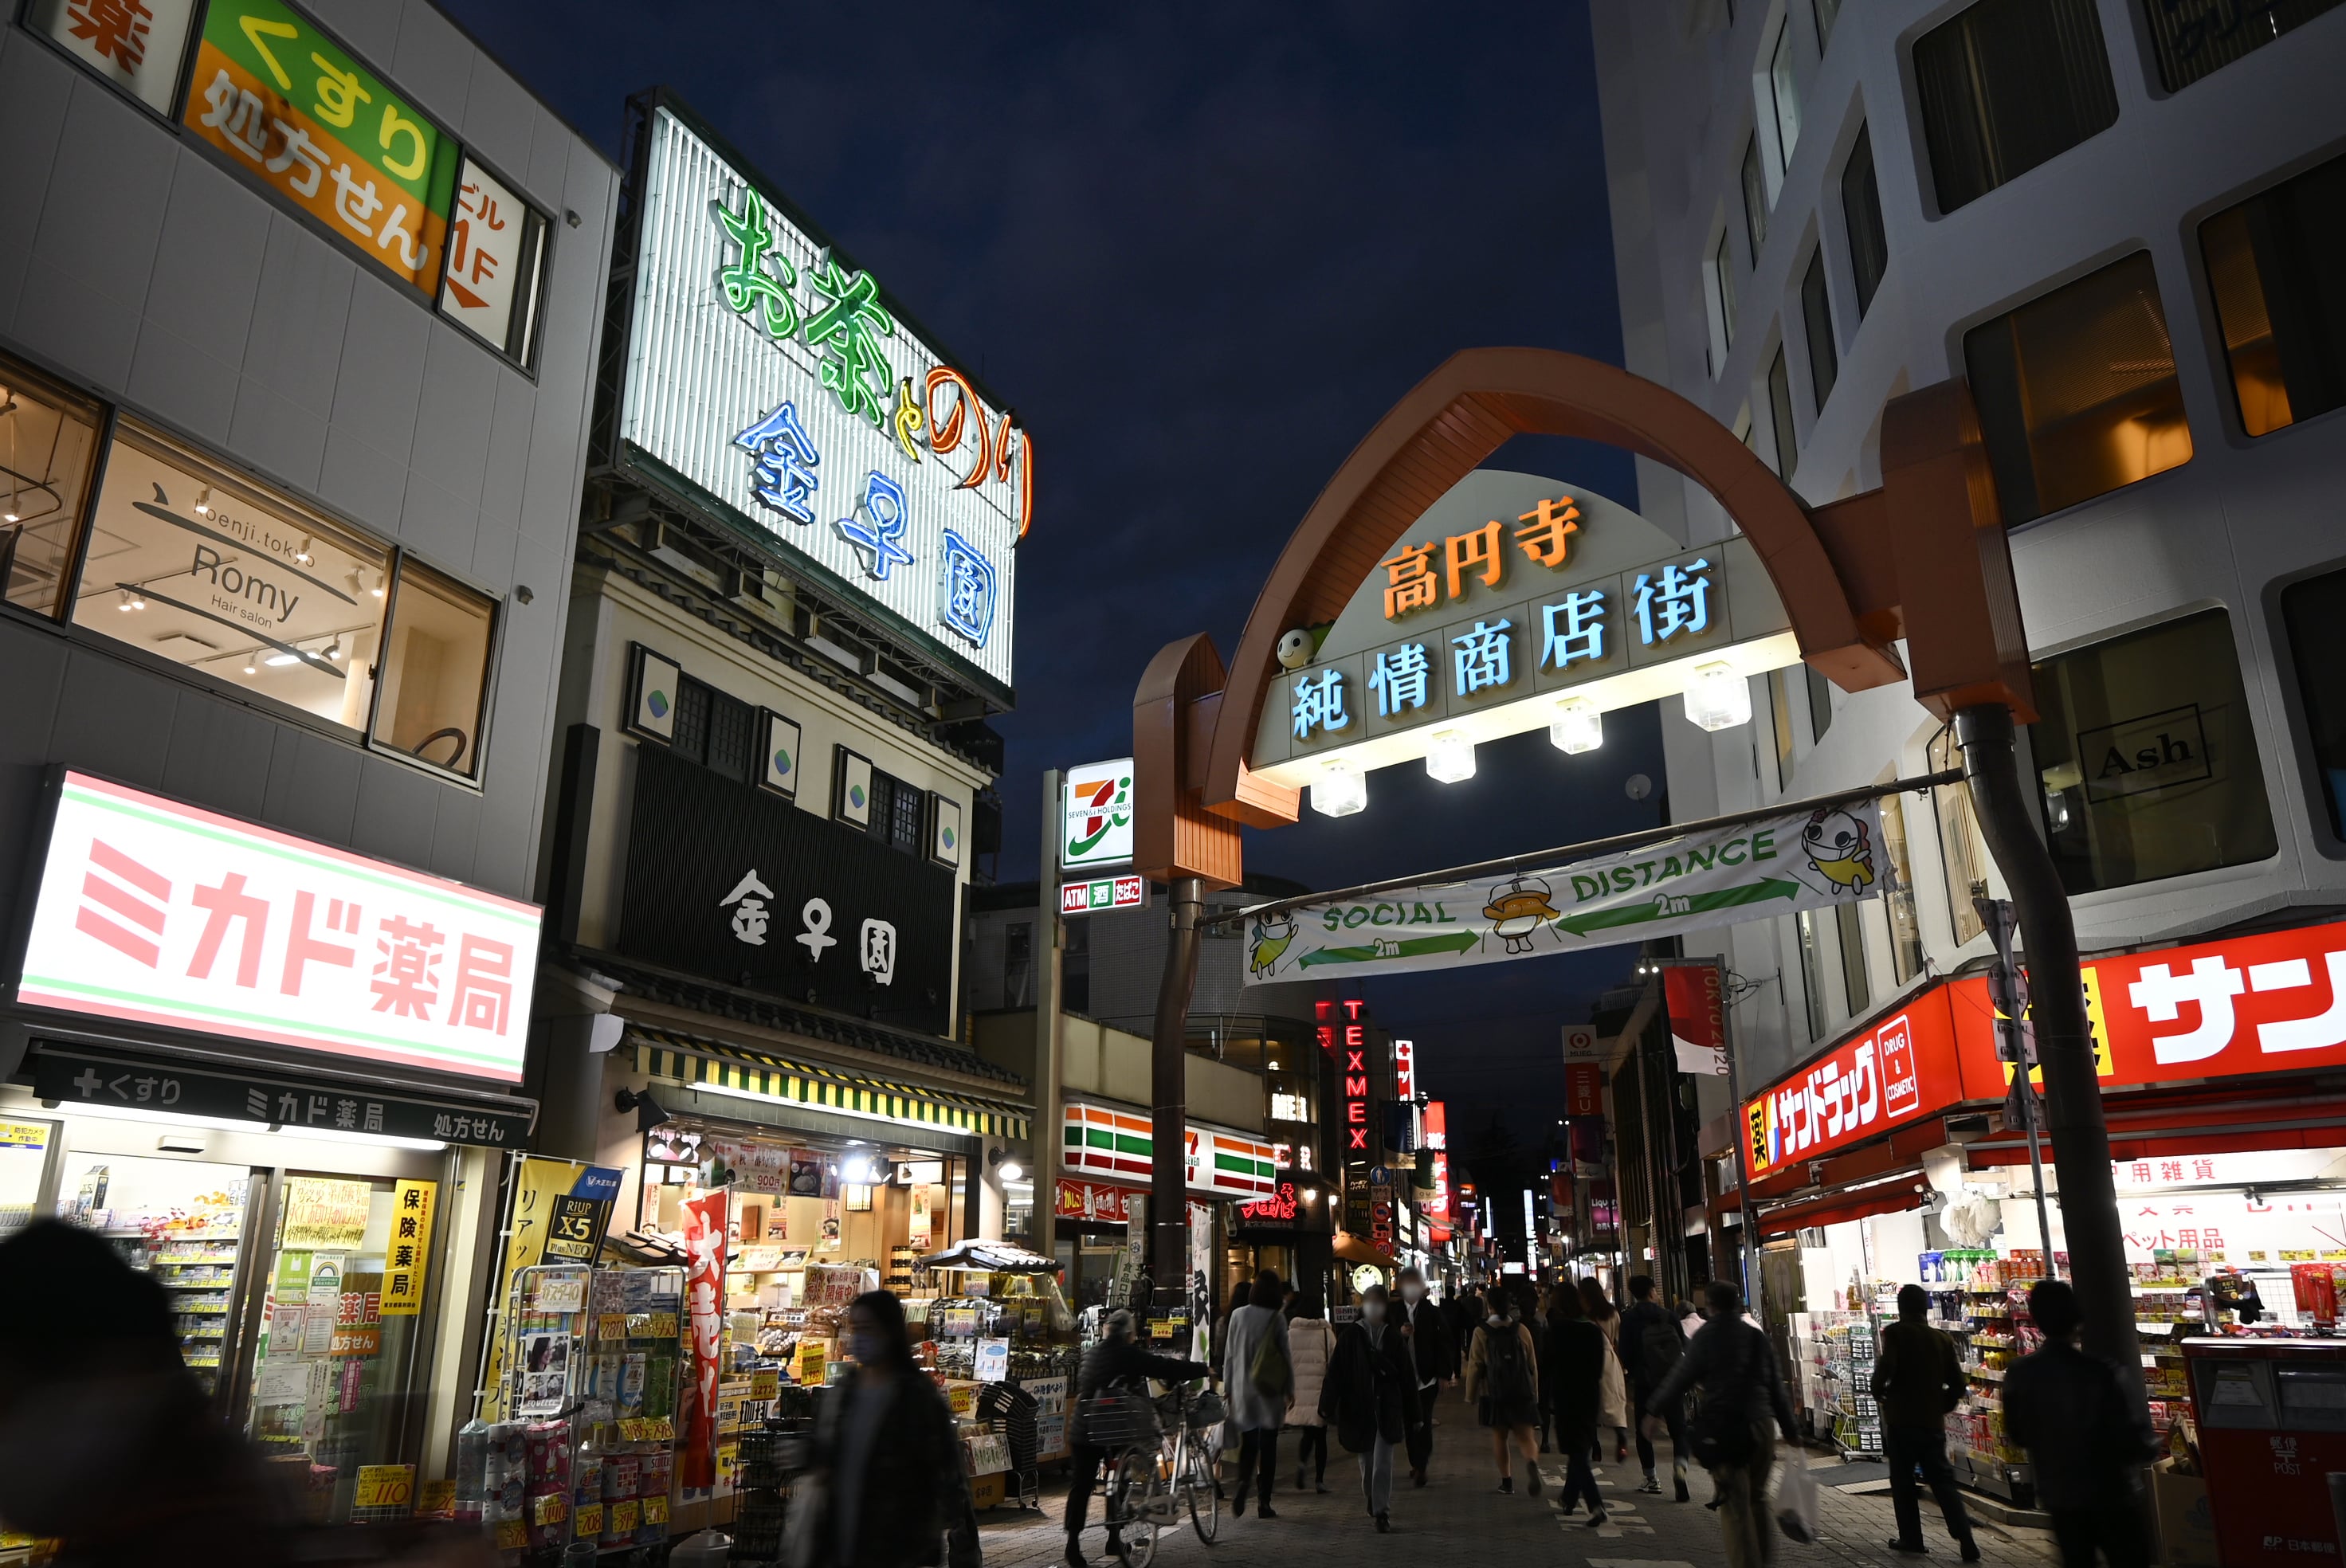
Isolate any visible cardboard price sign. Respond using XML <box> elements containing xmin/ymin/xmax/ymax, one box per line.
<box><xmin>353</xmin><ymin>1465</ymin><xmax>413</xmax><ymax>1509</ymax></box>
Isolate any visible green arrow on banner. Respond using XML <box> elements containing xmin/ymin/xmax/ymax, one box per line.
<box><xmin>1550</xmin><ymin>876</ymin><xmax>1804</xmax><ymax>938</ymax></box>
<box><xmin>1297</xmin><ymin>930</ymin><xmax>1482</xmax><ymax>968</ymax></box>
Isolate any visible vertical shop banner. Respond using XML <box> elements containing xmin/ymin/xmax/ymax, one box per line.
<box><xmin>680</xmin><ymin>1190</ymin><xmax>730</xmax><ymax>1488</ymax></box>
<box><xmin>480</xmin><ymin>1157</ymin><xmax>622</xmax><ymax>1417</ymax></box>
<box><xmin>379</xmin><ymin>1178</ymin><xmax>437</xmax><ymax>1315</ymax></box>
<box><xmin>1563</xmin><ymin>1063</ymin><xmax>1603</xmax><ymax>1118</ymax></box>
<box><xmin>180</xmin><ymin>0</ymin><xmax>458</xmax><ymax>297</ymax></box>
<box><xmin>1663</xmin><ymin>962</ymin><xmax>1730</xmax><ymax>1076</ymax></box>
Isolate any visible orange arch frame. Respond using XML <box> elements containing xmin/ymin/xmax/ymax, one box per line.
<box><xmin>1198</xmin><ymin>347</ymin><xmax>1908</xmax><ymax>821</ymax></box>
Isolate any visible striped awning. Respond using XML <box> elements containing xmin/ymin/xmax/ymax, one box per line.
<box><xmin>629</xmin><ymin>1029</ymin><xmax>1030</xmax><ymax>1141</ymax></box>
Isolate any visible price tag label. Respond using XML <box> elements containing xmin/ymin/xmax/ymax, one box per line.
<box><xmin>495</xmin><ymin>1519</ymin><xmax>528</xmax><ymax>1550</ymax></box>
<box><xmin>646</xmin><ymin>1311</ymin><xmax>679</xmax><ymax>1340</ymax></box>
<box><xmin>649</xmin><ymin>1417</ymin><xmax>674</xmax><ymax>1441</ymax></box>
<box><xmin>612</xmin><ymin>1499</ymin><xmax>641</xmax><ymax>1532</ymax></box>
<box><xmin>531</xmin><ymin>1492</ymin><xmax>568</xmax><ymax>1526</ymax></box>
<box><xmin>352</xmin><ymin>1464</ymin><xmax>413</xmax><ymax>1509</ymax></box>
<box><xmin>750</xmin><ymin>1369</ymin><xmax>779</xmax><ymax>1401</ymax></box>
<box><xmin>597</xmin><ymin>1314</ymin><xmax>629</xmax><ymax>1341</ymax></box>
<box><xmin>641</xmin><ymin>1494</ymin><xmax>669</xmax><ymax>1524</ymax></box>
<box><xmin>417</xmin><ymin>1480</ymin><xmax>454</xmax><ymax>1519</ymax></box>
<box><xmin>574</xmin><ymin>1503</ymin><xmax>604</xmax><ymax>1537</ymax></box>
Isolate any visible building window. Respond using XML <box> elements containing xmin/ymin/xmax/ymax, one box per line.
<box><xmin>1835</xmin><ymin>899</ymin><xmax>1869</xmax><ymax>1014</ymax></box>
<box><xmin>1806</xmin><ymin>665</ymin><xmax>1834</xmax><ymax>743</ymax></box>
<box><xmin>1767</xmin><ymin>22</ymin><xmax>1803</xmax><ymax>174</ymax></box>
<box><xmin>1741</xmin><ymin>137</ymin><xmax>1770</xmax><ymax>260</ymax></box>
<box><xmin>1767</xmin><ymin>668</ymin><xmax>1795</xmax><ymax>790</ymax></box>
<box><xmin>1709</xmin><ymin>229</ymin><xmax>1739</xmax><ymax>365</ymax></box>
<box><xmin>2281</xmin><ymin>566</ymin><xmax>2346</xmax><ymax>841</ymax></box>
<box><xmin>2032</xmin><ymin>609</ymin><xmax>2276</xmax><ymax>893</ymax></box>
<box><xmin>1913</xmin><ymin>0</ymin><xmax>2118</xmax><ymax>214</ymax></box>
<box><xmin>1003</xmin><ymin>921</ymin><xmax>1034</xmax><ymax>1009</ymax></box>
<box><xmin>1801</xmin><ymin>249</ymin><xmax>1838</xmax><ymax>410</ymax></box>
<box><xmin>1796</xmin><ymin>909</ymin><xmax>1830</xmax><ymax>1038</ymax></box>
<box><xmin>1964</xmin><ymin>253</ymin><xmax>2191</xmax><ymax>526</ymax></box>
<box><xmin>73</xmin><ymin>422</ymin><xmax>392</xmax><ymax>733</ymax></box>
<box><xmin>0</xmin><ymin>357</ymin><xmax>103</xmax><ymax>621</ymax></box>
<box><xmin>1814</xmin><ymin>0</ymin><xmax>1842</xmax><ymax>51</ymax></box>
<box><xmin>1767</xmin><ymin>347</ymin><xmax>1799</xmax><ymax>479</ymax></box>
<box><xmin>1063</xmin><ymin>916</ymin><xmax>1091</xmax><ymax>1015</ymax></box>
<box><xmin>1877</xmin><ymin>787</ymin><xmax>1926</xmax><ymax>984</ymax></box>
<box><xmin>370</xmin><ymin>559</ymin><xmax>497</xmax><ymax>778</ymax></box>
<box><xmin>2201</xmin><ymin>151</ymin><xmax>2346</xmax><ymax>439</ymax></box>
<box><xmin>2142</xmin><ymin>0</ymin><xmax>2341</xmax><ymax>92</ymax></box>
<box><xmin>1929</xmin><ymin>727</ymin><xmax>1989</xmax><ymax>946</ymax></box>
<box><xmin>1839</xmin><ymin>126</ymin><xmax>1889</xmax><ymax>321</ymax></box>
<box><xmin>670</xmin><ymin>678</ymin><xmax>712</xmax><ymax>765</ymax></box>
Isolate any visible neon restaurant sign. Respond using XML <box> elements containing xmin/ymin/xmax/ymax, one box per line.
<box><xmin>1250</xmin><ymin>471</ymin><xmax>1803</xmax><ymax>817</ymax></box>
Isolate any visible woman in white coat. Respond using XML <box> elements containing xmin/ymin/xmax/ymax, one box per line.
<box><xmin>1282</xmin><ymin>1292</ymin><xmax>1338</xmax><ymax>1492</ymax></box>
<box><xmin>1578</xmin><ymin>1276</ymin><xmax>1631</xmax><ymax>1463</ymax></box>
<box><xmin>1222</xmin><ymin>1269</ymin><xmax>1293</xmax><ymax>1518</ymax></box>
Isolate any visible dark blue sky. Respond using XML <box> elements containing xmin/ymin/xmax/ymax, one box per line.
<box><xmin>444</xmin><ymin>0</ymin><xmax>1654</xmax><ymax>1139</ymax></box>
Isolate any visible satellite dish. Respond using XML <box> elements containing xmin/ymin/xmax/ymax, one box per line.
<box><xmin>1625</xmin><ymin>774</ymin><xmax>1653</xmax><ymax>801</ymax></box>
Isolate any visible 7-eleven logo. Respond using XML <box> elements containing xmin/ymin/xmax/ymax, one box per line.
<box><xmin>1065</xmin><ymin>769</ymin><xmax>1132</xmax><ymax>860</ymax></box>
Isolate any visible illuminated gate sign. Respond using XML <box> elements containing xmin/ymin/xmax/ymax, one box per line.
<box><xmin>614</xmin><ymin>101</ymin><xmax>1024</xmax><ymax>695</ymax></box>
<box><xmin>14</xmin><ymin>772</ymin><xmax>540</xmax><ymax>1082</ymax></box>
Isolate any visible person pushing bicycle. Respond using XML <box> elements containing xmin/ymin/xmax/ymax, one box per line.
<box><xmin>1064</xmin><ymin>1308</ymin><xmax>1211</xmax><ymax>1568</ymax></box>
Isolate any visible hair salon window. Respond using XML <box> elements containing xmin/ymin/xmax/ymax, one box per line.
<box><xmin>2030</xmin><ymin>609</ymin><xmax>2276</xmax><ymax>893</ymax></box>
<box><xmin>58</xmin><ymin>421</ymin><xmax>499</xmax><ymax>781</ymax></box>
<box><xmin>0</xmin><ymin>358</ymin><xmax>104</xmax><ymax>619</ymax></box>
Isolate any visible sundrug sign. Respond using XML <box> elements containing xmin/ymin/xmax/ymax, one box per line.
<box><xmin>1744</xmin><ymin>989</ymin><xmax>1962</xmax><ymax>1179</ymax></box>
<box><xmin>14</xmin><ymin>773</ymin><xmax>539</xmax><ymax>1081</ymax></box>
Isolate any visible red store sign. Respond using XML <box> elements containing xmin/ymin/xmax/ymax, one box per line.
<box><xmin>1744</xmin><ymin>916</ymin><xmax>2346</xmax><ymax>1181</ymax></box>
<box><xmin>1054</xmin><ymin>1178</ymin><xmax>1136</xmax><ymax>1225</ymax></box>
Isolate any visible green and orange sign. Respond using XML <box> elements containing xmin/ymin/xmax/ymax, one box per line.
<box><xmin>182</xmin><ymin>0</ymin><xmax>457</xmax><ymax>298</ymax></box>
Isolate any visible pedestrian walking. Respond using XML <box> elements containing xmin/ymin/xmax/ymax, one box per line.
<box><xmin>1461</xmin><ymin>1284</ymin><xmax>1542</xmax><ymax>1495</ymax></box>
<box><xmin>1873</xmin><ymin>1284</ymin><xmax>1981</xmax><ymax>1561</ymax></box>
<box><xmin>1285</xmin><ymin>1294</ymin><xmax>1338</xmax><ymax>1492</ymax></box>
<box><xmin>1579</xmin><ymin>1276</ymin><xmax>1631</xmax><ymax>1464</ymax></box>
<box><xmin>2003</xmin><ymin>1280</ymin><xmax>2157</xmax><ymax>1568</ymax></box>
<box><xmin>1544</xmin><ymin>1285</ymin><xmax>1610</xmax><ymax>1527</ymax></box>
<box><xmin>1396</xmin><ymin>1266</ymin><xmax>1453</xmax><ymax>1485</ymax></box>
<box><xmin>1222</xmin><ymin>1268</ymin><xmax>1293</xmax><ymax>1519</ymax></box>
<box><xmin>798</xmin><ymin>1291</ymin><xmax>971</xmax><ymax>1568</ymax></box>
<box><xmin>1533</xmin><ymin>1283</ymin><xmax>1561</xmax><ymax>1453</ymax></box>
<box><xmin>1620</xmin><ymin>1274</ymin><xmax>1691</xmax><ymax>1500</ymax></box>
<box><xmin>1650</xmin><ymin>1280</ymin><xmax>1800</xmax><ymax>1568</ymax></box>
<box><xmin>1063</xmin><ymin>1309</ymin><xmax>1211</xmax><ymax>1568</ymax></box>
<box><xmin>1319</xmin><ymin>1284</ymin><xmax>1423</xmax><ymax>1532</ymax></box>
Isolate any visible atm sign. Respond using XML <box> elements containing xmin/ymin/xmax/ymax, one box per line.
<box><xmin>1061</xmin><ymin>876</ymin><xmax>1148</xmax><ymax>915</ymax></box>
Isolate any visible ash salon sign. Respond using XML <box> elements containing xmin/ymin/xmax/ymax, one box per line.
<box><xmin>618</xmin><ymin>746</ymin><xmax>955</xmax><ymax>1036</ymax></box>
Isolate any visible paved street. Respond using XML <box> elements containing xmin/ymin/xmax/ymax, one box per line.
<box><xmin>971</xmin><ymin>1386</ymin><xmax>2060</xmax><ymax>1568</ymax></box>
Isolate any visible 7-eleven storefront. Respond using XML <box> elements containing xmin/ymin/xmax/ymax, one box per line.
<box><xmin>1055</xmin><ymin>1102</ymin><xmax>1279</xmax><ymax>1322</ymax></box>
<box><xmin>1723</xmin><ymin>916</ymin><xmax>2346</xmax><ymax>1490</ymax></box>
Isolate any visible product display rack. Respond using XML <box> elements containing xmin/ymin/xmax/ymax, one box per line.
<box><xmin>1815</xmin><ymin>1316</ymin><xmax>1881</xmax><ymax>1459</ymax></box>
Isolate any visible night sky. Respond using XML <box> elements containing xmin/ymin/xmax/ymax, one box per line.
<box><xmin>444</xmin><ymin>0</ymin><xmax>1661</xmax><ymax>1143</ymax></box>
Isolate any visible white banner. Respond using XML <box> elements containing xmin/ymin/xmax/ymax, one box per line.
<box><xmin>1240</xmin><ymin>799</ymin><xmax>1884</xmax><ymax>984</ymax></box>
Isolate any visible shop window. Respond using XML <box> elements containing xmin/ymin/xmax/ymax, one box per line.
<box><xmin>1964</xmin><ymin>253</ymin><xmax>2192</xmax><ymax>526</ymax></box>
<box><xmin>1913</xmin><ymin>0</ymin><xmax>2119</xmax><ymax>214</ymax></box>
<box><xmin>2282</xmin><ymin>566</ymin><xmax>2346</xmax><ymax>841</ymax></box>
<box><xmin>1814</xmin><ymin>0</ymin><xmax>1842</xmax><ymax>51</ymax></box>
<box><xmin>2141</xmin><ymin>0</ymin><xmax>2341</xmax><ymax>92</ymax></box>
<box><xmin>72</xmin><ymin>422</ymin><xmax>390</xmax><ymax>731</ymax></box>
<box><xmin>1802</xmin><ymin>249</ymin><xmax>1838</xmax><ymax>410</ymax></box>
<box><xmin>1929</xmin><ymin>727</ymin><xmax>1990</xmax><ymax>945</ymax></box>
<box><xmin>1877</xmin><ymin>787</ymin><xmax>1927</xmax><ymax>984</ymax></box>
<box><xmin>1063</xmin><ymin>917</ymin><xmax>1092</xmax><ymax>1015</ymax></box>
<box><xmin>1767</xmin><ymin>346</ymin><xmax>1799</xmax><ymax>479</ymax></box>
<box><xmin>0</xmin><ymin>361</ymin><xmax>102</xmax><ymax>621</ymax></box>
<box><xmin>1741</xmin><ymin>137</ymin><xmax>1769</xmax><ymax>260</ymax></box>
<box><xmin>1767</xmin><ymin>22</ymin><xmax>1803</xmax><ymax>174</ymax></box>
<box><xmin>1835</xmin><ymin>899</ymin><xmax>1869</xmax><ymax>1014</ymax></box>
<box><xmin>2030</xmin><ymin>608</ymin><xmax>2277</xmax><ymax>893</ymax></box>
<box><xmin>2201</xmin><ymin>151</ymin><xmax>2346</xmax><ymax>438</ymax></box>
<box><xmin>369</xmin><ymin>559</ymin><xmax>496</xmax><ymax>778</ymax></box>
<box><xmin>1840</xmin><ymin>124</ymin><xmax>1889</xmax><ymax>319</ymax></box>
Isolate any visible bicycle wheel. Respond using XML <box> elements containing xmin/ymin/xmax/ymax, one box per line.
<box><xmin>1185</xmin><ymin>1432</ymin><xmax>1220</xmax><ymax>1543</ymax></box>
<box><xmin>1113</xmin><ymin>1448</ymin><xmax>1162</xmax><ymax>1568</ymax></box>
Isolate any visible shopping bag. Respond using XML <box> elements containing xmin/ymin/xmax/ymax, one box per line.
<box><xmin>1773</xmin><ymin>1456</ymin><xmax>1821</xmax><ymax>1543</ymax></box>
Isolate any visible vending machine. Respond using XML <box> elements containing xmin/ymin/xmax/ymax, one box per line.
<box><xmin>2186</xmin><ymin>1337</ymin><xmax>2346</xmax><ymax>1564</ymax></box>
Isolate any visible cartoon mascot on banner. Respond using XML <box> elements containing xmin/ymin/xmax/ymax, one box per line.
<box><xmin>1801</xmin><ymin>807</ymin><xmax>1877</xmax><ymax>894</ymax></box>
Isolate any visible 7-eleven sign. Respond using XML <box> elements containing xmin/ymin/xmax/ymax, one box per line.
<box><xmin>1061</xmin><ymin>759</ymin><xmax>1135</xmax><ymax>869</ymax></box>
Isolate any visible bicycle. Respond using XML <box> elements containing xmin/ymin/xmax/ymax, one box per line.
<box><xmin>1160</xmin><ymin>1380</ymin><xmax>1226</xmax><ymax>1544</ymax></box>
<box><xmin>1093</xmin><ymin>1379</ymin><xmax>1226</xmax><ymax>1564</ymax></box>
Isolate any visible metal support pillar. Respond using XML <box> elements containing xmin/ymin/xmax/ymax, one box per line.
<box><xmin>1151</xmin><ymin>876</ymin><xmax>1205</xmax><ymax>1315</ymax></box>
<box><xmin>1033</xmin><ymin>770</ymin><xmax>1065</xmax><ymax>1266</ymax></box>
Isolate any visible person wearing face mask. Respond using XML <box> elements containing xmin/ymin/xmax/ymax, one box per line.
<box><xmin>1461</xmin><ymin>1283</ymin><xmax>1542</xmax><ymax>1495</ymax></box>
<box><xmin>1221</xmin><ymin>1268</ymin><xmax>1293</xmax><ymax>1519</ymax></box>
<box><xmin>1393</xmin><ymin>1267</ymin><xmax>1452</xmax><ymax>1486</ymax></box>
<box><xmin>1319</xmin><ymin>1284</ymin><xmax>1422</xmax><ymax>1532</ymax></box>
<box><xmin>1063</xmin><ymin>1308</ymin><xmax>1211</xmax><ymax>1568</ymax></box>
<box><xmin>799</xmin><ymin>1290</ymin><xmax>971</xmax><ymax>1568</ymax></box>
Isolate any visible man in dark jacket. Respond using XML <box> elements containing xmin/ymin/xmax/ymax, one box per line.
<box><xmin>1320</xmin><ymin>1285</ymin><xmax>1423</xmax><ymax>1532</ymax></box>
<box><xmin>1621</xmin><ymin>1274</ymin><xmax>1690</xmax><ymax>1500</ymax></box>
<box><xmin>1395</xmin><ymin>1267</ymin><xmax>1453</xmax><ymax>1485</ymax></box>
<box><xmin>2003</xmin><ymin>1280</ymin><xmax>2156</xmax><ymax>1568</ymax></box>
<box><xmin>1651</xmin><ymin>1281</ymin><xmax>1798</xmax><ymax>1568</ymax></box>
<box><xmin>1872</xmin><ymin>1284</ymin><xmax>1979</xmax><ymax>1560</ymax></box>
<box><xmin>1064</xmin><ymin>1308</ymin><xmax>1212</xmax><ymax>1568</ymax></box>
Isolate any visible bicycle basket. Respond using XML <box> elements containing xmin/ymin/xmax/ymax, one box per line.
<box><xmin>1082</xmin><ymin>1390</ymin><xmax>1163</xmax><ymax>1448</ymax></box>
<box><xmin>1188</xmin><ymin>1388</ymin><xmax>1227</xmax><ymax>1429</ymax></box>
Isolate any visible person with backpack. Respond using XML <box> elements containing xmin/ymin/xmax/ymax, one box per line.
<box><xmin>2003</xmin><ymin>1280</ymin><xmax>2156</xmax><ymax>1568</ymax></box>
<box><xmin>1222</xmin><ymin>1268</ymin><xmax>1293</xmax><ymax>1519</ymax></box>
<box><xmin>1873</xmin><ymin>1284</ymin><xmax>1980</xmax><ymax>1561</ymax></box>
<box><xmin>1544</xmin><ymin>1284</ymin><xmax>1610</xmax><ymax>1527</ymax></box>
<box><xmin>1283</xmin><ymin>1293</ymin><xmax>1338</xmax><ymax>1492</ymax></box>
<box><xmin>1621</xmin><ymin>1274</ymin><xmax>1690</xmax><ymax>1500</ymax></box>
<box><xmin>1650</xmin><ymin>1280</ymin><xmax>1799</xmax><ymax>1568</ymax></box>
<box><xmin>1320</xmin><ymin>1283</ymin><xmax>1423</xmax><ymax>1532</ymax></box>
<box><xmin>1461</xmin><ymin>1283</ymin><xmax>1543</xmax><ymax>1495</ymax></box>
